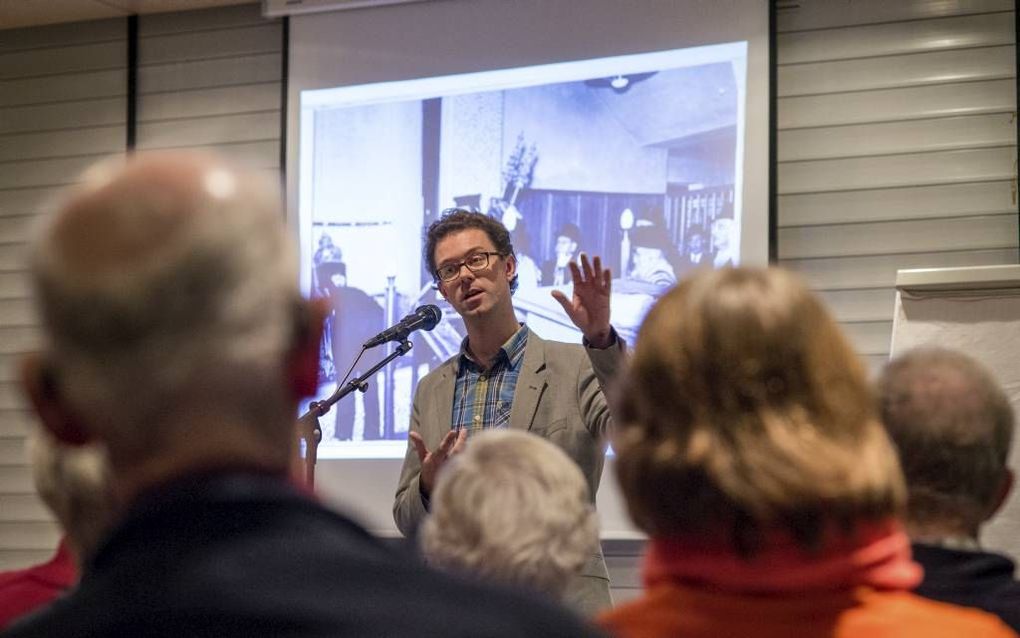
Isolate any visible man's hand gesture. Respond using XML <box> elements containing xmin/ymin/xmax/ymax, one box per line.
<box><xmin>409</xmin><ymin>427</ymin><xmax>467</xmax><ymax>497</ymax></box>
<box><xmin>551</xmin><ymin>253</ymin><xmax>613</xmax><ymax>349</ymax></box>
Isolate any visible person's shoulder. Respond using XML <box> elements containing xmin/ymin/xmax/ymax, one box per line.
<box><xmin>849</xmin><ymin>589</ymin><xmax>1017</xmax><ymax>637</ymax></box>
<box><xmin>417</xmin><ymin>353</ymin><xmax>459</xmax><ymax>388</ymax></box>
<box><xmin>398</xmin><ymin>573</ymin><xmax>604</xmax><ymax>638</ymax></box>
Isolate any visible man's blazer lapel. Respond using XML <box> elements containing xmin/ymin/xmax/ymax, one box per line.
<box><xmin>510</xmin><ymin>329</ymin><xmax>548</xmax><ymax>432</ymax></box>
<box><xmin>427</xmin><ymin>358</ymin><xmax>457</xmax><ymax>445</ymax></box>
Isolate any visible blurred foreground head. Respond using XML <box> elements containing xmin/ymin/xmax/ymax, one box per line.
<box><xmin>22</xmin><ymin>151</ymin><xmax>323</xmax><ymax>496</ymax></box>
<box><xmin>614</xmin><ymin>267</ymin><xmax>905</xmax><ymax>553</ymax></box>
<box><xmin>878</xmin><ymin>347</ymin><xmax>1014</xmax><ymax>539</ymax></box>
<box><xmin>420</xmin><ymin>429</ymin><xmax>599</xmax><ymax>598</ymax></box>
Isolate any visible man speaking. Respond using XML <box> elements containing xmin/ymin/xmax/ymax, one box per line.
<box><xmin>394</xmin><ymin>209</ymin><xmax>625</xmax><ymax>615</ymax></box>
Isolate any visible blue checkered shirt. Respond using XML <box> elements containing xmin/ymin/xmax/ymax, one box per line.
<box><xmin>451</xmin><ymin>324</ymin><xmax>529</xmax><ymax>435</ymax></box>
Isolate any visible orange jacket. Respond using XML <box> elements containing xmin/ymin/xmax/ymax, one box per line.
<box><xmin>600</xmin><ymin>582</ymin><xmax>1016</xmax><ymax>638</ymax></box>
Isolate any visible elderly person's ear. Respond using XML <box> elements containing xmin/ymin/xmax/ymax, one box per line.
<box><xmin>287</xmin><ymin>298</ymin><xmax>329</xmax><ymax>400</ymax></box>
<box><xmin>19</xmin><ymin>353</ymin><xmax>92</xmax><ymax>446</ymax></box>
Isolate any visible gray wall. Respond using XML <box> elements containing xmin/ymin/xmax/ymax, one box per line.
<box><xmin>0</xmin><ymin>3</ymin><xmax>282</xmax><ymax>571</ymax></box>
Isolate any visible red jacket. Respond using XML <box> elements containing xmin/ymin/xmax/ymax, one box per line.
<box><xmin>0</xmin><ymin>539</ymin><xmax>77</xmax><ymax>630</ymax></box>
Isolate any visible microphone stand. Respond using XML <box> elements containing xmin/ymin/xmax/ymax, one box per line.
<box><xmin>296</xmin><ymin>339</ymin><xmax>414</xmax><ymax>487</ymax></box>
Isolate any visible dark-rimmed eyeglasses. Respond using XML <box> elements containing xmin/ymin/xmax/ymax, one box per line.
<box><xmin>435</xmin><ymin>251</ymin><xmax>504</xmax><ymax>282</ymax></box>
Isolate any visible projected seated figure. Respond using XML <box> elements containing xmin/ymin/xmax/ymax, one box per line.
<box><xmin>626</xmin><ymin>221</ymin><xmax>677</xmax><ymax>291</ymax></box>
<box><xmin>711</xmin><ymin>217</ymin><xmax>736</xmax><ymax>268</ymax></box>
<box><xmin>542</xmin><ymin>222</ymin><xmax>582</xmax><ymax>287</ymax></box>
<box><xmin>675</xmin><ymin>225</ymin><xmax>710</xmax><ymax>274</ymax></box>
<box><xmin>316</xmin><ymin>260</ymin><xmax>384</xmax><ymax>441</ymax></box>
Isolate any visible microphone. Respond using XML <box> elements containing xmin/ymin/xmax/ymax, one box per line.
<box><xmin>363</xmin><ymin>304</ymin><xmax>442</xmax><ymax>349</ymax></box>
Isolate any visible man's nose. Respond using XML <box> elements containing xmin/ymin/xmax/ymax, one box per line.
<box><xmin>458</xmin><ymin>263</ymin><xmax>476</xmax><ymax>282</ymax></box>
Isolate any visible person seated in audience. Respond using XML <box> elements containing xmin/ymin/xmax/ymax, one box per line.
<box><xmin>543</xmin><ymin>222</ymin><xmax>583</xmax><ymax>287</ymax></box>
<box><xmin>878</xmin><ymin>347</ymin><xmax>1020</xmax><ymax>631</ymax></box>
<box><xmin>0</xmin><ymin>430</ymin><xmax>112</xmax><ymax>629</ymax></box>
<box><xmin>420</xmin><ymin>429</ymin><xmax>600</xmax><ymax>602</ymax></box>
<box><xmin>5</xmin><ymin>151</ymin><xmax>601</xmax><ymax>638</ymax></box>
<box><xmin>599</xmin><ymin>267</ymin><xmax>1015</xmax><ymax>638</ymax></box>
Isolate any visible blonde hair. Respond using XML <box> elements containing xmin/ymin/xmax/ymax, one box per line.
<box><xmin>420</xmin><ymin>430</ymin><xmax>598</xmax><ymax>597</ymax></box>
<box><xmin>614</xmin><ymin>267</ymin><xmax>904</xmax><ymax>553</ymax></box>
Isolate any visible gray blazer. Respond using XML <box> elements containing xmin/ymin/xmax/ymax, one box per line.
<box><xmin>393</xmin><ymin>328</ymin><xmax>624</xmax><ymax>616</ymax></box>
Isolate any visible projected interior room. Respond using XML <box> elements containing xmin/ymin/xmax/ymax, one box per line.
<box><xmin>300</xmin><ymin>41</ymin><xmax>747</xmax><ymax>456</ymax></box>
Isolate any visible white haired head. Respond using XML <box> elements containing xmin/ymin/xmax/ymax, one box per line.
<box><xmin>420</xmin><ymin>429</ymin><xmax>599</xmax><ymax>599</ymax></box>
<box><xmin>28</xmin><ymin>151</ymin><xmax>309</xmax><ymax>471</ymax></box>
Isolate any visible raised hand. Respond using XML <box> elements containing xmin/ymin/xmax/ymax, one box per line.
<box><xmin>409</xmin><ymin>427</ymin><xmax>467</xmax><ymax>497</ymax></box>
<box><xmin>551</xmin><ymin>253</ymin><xmax>613</xmax><ymax>348</ymax></box>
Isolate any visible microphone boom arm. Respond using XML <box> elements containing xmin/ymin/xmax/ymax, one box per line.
<box><xmin>296</xmin><ymin>339</ymin><xmax>414</xmax><ymax>486</ymax></box>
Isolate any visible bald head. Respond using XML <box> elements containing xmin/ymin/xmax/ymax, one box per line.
<box><xmin>878</xmin><ymin>347</ymin><xmax>1014</xmax><ymax>538</ymax></box>
<box><xmin>28</xmin><ymin>152</ymin><xmax>311</xmax><ymax>480</ymax></box>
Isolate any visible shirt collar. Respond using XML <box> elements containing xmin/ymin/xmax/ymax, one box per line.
<box><xmin>458</xmin><ymin>323</ymin><xmax>529</xmax><ymax>372</ymax></box>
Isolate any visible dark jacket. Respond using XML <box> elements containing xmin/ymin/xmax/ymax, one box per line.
<box><xmin>912</xmin><ymin>542</ymin><xmax>1020</xmax><ymax>632</ymax></box>
<box><xmin>3</xmin><ymin>471</ymin><xmax>601</xmax><ymax>638</ymax></box>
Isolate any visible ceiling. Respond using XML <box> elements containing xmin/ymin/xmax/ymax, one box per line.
<box><xmin>0</xmin><ymin>0</ymin><xmax>256</xmax><ymax>30</ymax></box>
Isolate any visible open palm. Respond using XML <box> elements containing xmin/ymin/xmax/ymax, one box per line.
<box><xmin>551</xmin><ymin>253</ymin><xmax>612</xmax><ymax>348</ymax></box>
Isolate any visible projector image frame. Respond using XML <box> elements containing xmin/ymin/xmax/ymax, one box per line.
<box><xmin>298</xmin><ymin>40</ymin><xmax>748</xmax><ymax>459</ymax></box>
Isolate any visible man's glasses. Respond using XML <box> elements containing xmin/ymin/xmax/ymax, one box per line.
<box><xmin>435</xmin><ymin>251</ymin><xmax>503</xmax><ymax>282</ymax></box>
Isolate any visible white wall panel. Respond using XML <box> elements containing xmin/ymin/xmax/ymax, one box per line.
<box><xmin>137</xmin><ymin>111</ymin><xmax>279</xmax><ymax>148</ymax></box>
<box><xmin>777</xmin><ymin>0</ymin><xmax>1013</xmax><ymax>32</ymax></box>
<box><xmin>137</xmin><ymin>4</ymin><xmax>282</xmax><ymax>170</ymax></box>
<box><xmin>842</xmin><ymin>321</ymin><xmax>894</xmax><ymax>355</ymax></box>
<box><xmin>779</xmin><ymin>45</ymin><xmax>1013</xmax><ymax>97</ymax></box>
<box><xmin>776</xmin><ymin>2</ymin><xmax>1016</xmax><ymax>384</ymax></box>
<box><xmin>0</xmin><ymin>300</ymin><xmax>35</xmax><ymax>327</ymax></box>
<box><xmin>779</xmin><ymin>114</ymin><xmax>1015</xmax><ymax>162</ymax></box>
<box><xmin>0</xmin><ymin>439</ymin><xmax>26</xmax><ymax>465</ymax></box>
<box><xmin>0</xmin><ymin>69</ymin><xmax>125</xmax><ymax>108</ymax></box>
<box><xmin>0</xmin><ymin>97</ymin><xmax>126</xmax><ymax>135</ymax></box>
<box><xmin>779</xmin><ymin>214</ymin><xmax>1017</xmax><ymax>259</ymax></box>
<box><xmin>0</xmin><ymin>15</ymin><xmax>127</xmax><ymax>569</ymax></box>
<box><xmin>816</xmin><ymin>288</ymin><xmax>897</xmax><ymax>323</ymax></box>
<box><xmin>779</xmin><ymin>147</ymin><xmax>1014</xmax><ymax>194</ymax></box>
<box><xmin>0</xmin><ymin>327</ymin><xmax>42</xmax><ymax>355</ymax></box>
<box><xmin>0</xmin><ymin>383</ymin><xmax>27</xmax><ymax>412</ymax></box>
<box><xmin>778</xmin><ymin>180</ymin><xmax>1014</xmax><ymax>226</ymax></box>
<box><xmin>0</xmin><ymin>19</ymin><xmax>125</xmax><ymax>52</ymax></box>
<box><xmin>0</xmin><ymin>154</ymin><xmax>116</xmax><ymax>190</ymax></box>
<box><xmin>778</xmin><ymin>78</ymin><xmax>1014</xmax><ymax>129</ymax></box>
<box><xmin>137</xmin><ymin>82</ymin><xmax>280</xmax><ymax>121</ymax></box>
<box><xmin>0</xmin><ymin>411</ymin><xmax>36</xmax><ymax>438</ymax></box>
<box><xmin>139</xmin><ymin>53</ymin><xmax>282</xmax><ymax>92</ymax></box>
<box><xmin>781</xmin><ymin>248</ymin><xmax>1020</xmax><ymax>290</ymax></box>
<box><xmin>0</xmin><ymin>495</ymin><xmax>51</xmax><ymax>522</ymax></box>
<box><xmin>0</xmin><ymin>187</ymin><xmax>63</xmax><ymax>218</ymax></box>
<box><xmin>0</xmin><ymin>126</ymin><xmax>124</xmax><ymax>162</ymax></box>
<box><xmin>0</xmin><ymin>522</ymin><xmax>60</xmax><ymax>549</ymax></box>
<box><xmin>0</xmin><ymin>244</ymin><xmax>28</xmax><ymax>271</ymax></box>
<box><xmin>0</xmin><ymin>466</ymin><xmax>35</xmax><ymax>495</ymax></box>
<box><xmin>138</xmin><ymin>3</ymin><xmax>269</xmax><ymax>34</ymax></box>
<box><xmin>0</xmin><ymin>41</ymin><xmax>123</xmax><ymax>80</ymax></box>
<box><xmin>778</xmin><ymin>11</ymin><xmax>1012</xmax><ymax>64</ymax></box>
<box><xmin>138</xmin><ymin>24</ymin><xmax>281</xmax><ymax>65</ymax></box>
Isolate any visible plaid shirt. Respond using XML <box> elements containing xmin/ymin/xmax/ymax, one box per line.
<box><xmin>451</xmin><ymin>324</ymin><xmax>529</xmax><ymax>436</ymax></box>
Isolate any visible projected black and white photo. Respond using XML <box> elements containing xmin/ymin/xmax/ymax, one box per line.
<box><xmin>299</xmin><ymin>42</ymin><xmax>748</xmax><ymax>458</ymax></box>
